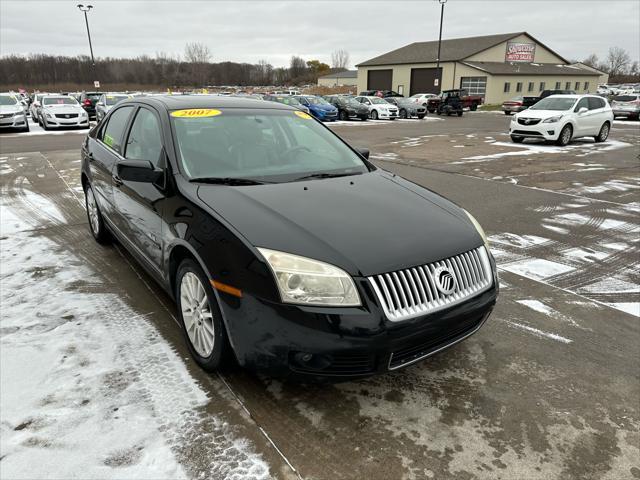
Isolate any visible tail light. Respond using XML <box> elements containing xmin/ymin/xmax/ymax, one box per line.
<box><xmin>83</xmin><ymin>99</ymin><xmax>92</xmax><ymax>106</ymax></box>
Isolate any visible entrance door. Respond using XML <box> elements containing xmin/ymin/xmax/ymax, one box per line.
<box><xmin>410</xmin><ymin>68</ymin><xmax>442</xmax><ymax>95</ymax></box>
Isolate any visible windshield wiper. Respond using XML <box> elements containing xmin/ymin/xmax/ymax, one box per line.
<box><xmin>189</xmin><ymin>177</ymin><xmax>267</xmax><ymax>186</ymax></box>
<box><xmin>293</xmin><ymin>172</ymin><xmax>362</xmax><ymax>182</ymax></box>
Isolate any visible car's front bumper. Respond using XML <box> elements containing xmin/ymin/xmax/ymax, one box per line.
<box><xmin>502</xmin><ymin>105</ymin><xmax>524</xmax><ymax>113</ymax></box>
<box><xmin>378</xmin><ymin>110</ymin><xmax>398</xmax><ymax>119</ymax></box>
<box><xmin>0</xmin><ymin>114</ymin><xmax>28</xmax><ymax>129</ymax></box>
<box><xmin>43</xmin><ymin>116</ymin><xmax>90</xmax><ymax>128</ymax></box>
<box><xmin>218</xmin><ymin>274</ymin><xmax>498</xmax><ymax>380</ymax></box>
<box><xmin>509</xmin><ymin>120</ymin><xmax>560</xmax><ymax>140</ymax></box>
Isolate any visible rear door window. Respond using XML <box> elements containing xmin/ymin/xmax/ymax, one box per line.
<box><xmin>587</xmin><ymin>97</ymin><xmax>605</xmax><ymax>110</ymax></box>
<box><xmin>574</xmin><ymin>98</ymin><xmax>589</xmax><ymax>112</ymax></box>
<box><xmin>100</xmin><ymin>106</ymin><xmax>134</xmax><ymax>154</ymax></box>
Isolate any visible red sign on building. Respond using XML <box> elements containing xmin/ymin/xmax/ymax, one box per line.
<box><xmin>505</xmin><ymin>42</ymin><xmax>536</xmax><ymax>63</ymax></box>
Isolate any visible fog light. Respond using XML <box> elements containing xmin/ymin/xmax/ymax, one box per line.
<box><xmin>548</xmin><ymin>130</ymin><xmax>555</xmax><ymax>135</ymax></box>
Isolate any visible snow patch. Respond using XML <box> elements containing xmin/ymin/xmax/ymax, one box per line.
<box><xmin>501</xmin><ymin>259</ymin><xmax>574</xmax><ymax>280</ymax></box>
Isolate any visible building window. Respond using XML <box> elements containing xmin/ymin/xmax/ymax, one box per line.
<box><xmin>528</xmin><ymin>82</ymin><xmax>535</xmax><ymax>92</ymax></box>
<box><xmin>555</xmin><ymin>81</ymin><xmax>561</xmax><ymax>89</ymax></box>
<box><xmin>575</xmin><ymin>81</ymin><xmax>580</xmax><ymax>90</ymax></box>
<box><xmin>565</xmin><ymin>81</ymin><xmax>571</xmax><ymax>90</ymax></box>
<box><xmin>584</xmin><ymin>82</ymin><xmax>590</xmax><ymax>91</ymax></box>
<box><xmin>539</xmin><ymin>82</ymin><xmax>546</xmax><ymax>91</ymax></box>
<box><xmin>516</xmin><ymin>82</ymin><xmax>523</xmax><ymax>92</ymax></box>
<box><xmin>460</xmin><ymin>76</ymin><xmax>487</xmax><ymax>96</ymax></box>
<box><xmin>504</xmin><ymin>82</ymin><xmax>511</xmax><ymax>93</ymax></box>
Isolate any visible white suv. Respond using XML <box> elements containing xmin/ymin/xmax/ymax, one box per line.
<box><xmin>509</xmin><ymin>95</ymin><xmax>613</xmax><ymax>146</ymax></box>
<box><xmin>355</xmin><ymin>96</ymin><xmax>398</xmax><ymax>120</ymax></box>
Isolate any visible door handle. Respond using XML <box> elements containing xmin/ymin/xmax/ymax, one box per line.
<box><xmin>87</xmin><ymin>152</ymin><xmax>94</xmax><ymax>161</ymax></box>
<box><xmin>113</xmin><ymin>174</ymin><xmax>123</xmax><ymax>187</ymax></box>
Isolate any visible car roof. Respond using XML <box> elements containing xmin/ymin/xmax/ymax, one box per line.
<box><xmin>129</xmin><ymin>94</ymin><xmax>295</xmax><ymax>111</ymax></box>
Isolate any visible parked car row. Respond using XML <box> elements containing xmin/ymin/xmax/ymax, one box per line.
<box><xmin>502</xmin><ymin>89</ymin><xmax>576</xmax><ymax>115</ymax></box>
<box><xmin>0</xmin><ymin>93</ymin><xmax>30</xmax><ymax>132</ymax></box>
<box><xmin>597</xmin><ymin>83</ymin><xmax>640</xmax><ymax>96</ymax></box>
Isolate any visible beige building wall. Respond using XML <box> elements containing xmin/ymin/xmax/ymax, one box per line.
<box><xmin>317</xmin><ymin>77</ymin><xmax>358</xmax><ymax>87</ymax></box>
<box><xmin>484</xmin><ymin>75</ymin><xmax>599</xmax><ymax>104</ymax></box>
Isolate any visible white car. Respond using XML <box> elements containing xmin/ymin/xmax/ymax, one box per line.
<box><xmin>509</xmin><ymin>95</ymin><xmax>613</xmax><ymax>146</ymax></box>
<box><xmin>409</xmin><ymin>93</ymin><xmax>438</xmax><ymax>107</ymax></box>
<box><xmin>355</xmin><ymin>96</ymin><xmax>398</xmax><ymax>120</ymax></box>
<box><xmin>29</xmin><ymin>93</ymin><xmax>50</xmax><ymax>120</ymax></box>
<box><xmin>0</xmin><ymin>93</ymin><xmax>29</xmax><ymax>132</ymax></box>
<box><xmin>95</xmin><ymin>93</ymin><xmax>132</xmax><ymax>122</ymax></box>
<box><xmin>38</xmin><ymin>95</ymin><xmax>90</xmax><ymax>130</ymax></box>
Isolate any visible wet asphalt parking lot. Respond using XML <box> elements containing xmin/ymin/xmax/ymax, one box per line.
<box><xmin>1</xmin><ymin>112</ymin><xmax>638</xmax><ymax>479</ymax></box>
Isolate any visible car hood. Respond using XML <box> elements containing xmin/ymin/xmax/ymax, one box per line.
<box><xmin>0</xmin><ymin>105</ymin><xmax>23</xmax><ymax>114</ymax></box>
<box><xmin>43</xmin><ymin>105</ymin><xmax>84</xmax><ymax>114</ymax></box>
<box><xmin>196</xmin><ymin>171</ymin><xmax>482</xmax><ymax>276</ymax></box>
<box><xmin>516</xmin><ymin>109</ymin><xmax>569</xmax><ymax>119</ymax></box>
<box><xmin>309</xmin><ymin>103</ymin><xmax>336</xmax><ymax>112</ymax></box>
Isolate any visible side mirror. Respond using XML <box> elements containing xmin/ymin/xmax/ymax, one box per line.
<box><xmin>117</xmin><ymin>159</ymin><xmax>162</xmax><ymax>183</ymax></box>
<box><xmin>356</xmin><ymin>147</ymin><xmax>370</xmax><ymax>159</ymax></box>
<box><xmin>96</xmin><ymin>102</ymin><xmax>104</xmax><ymax>106</ymax></box>
<box><xmin>578</xmin><ymin>107</ymin><xmax>588</xmax><ymax>114</ymax></box>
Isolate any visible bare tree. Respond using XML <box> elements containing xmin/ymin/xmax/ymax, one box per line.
<box><xmin>582</xmin><ymin>53</ymin><xmax>599</xmax><ymax>68</ymax></box>
<box><xmin>605</xmin><ymin>46</ymin><xmax>631</xmax><ymax>77</ymax></box>
<box><xmin>331</xmin><ymin>49</ymin><xmax>350</xmax><ymax>70</ymax></box>
<box><xmin>184</xmin><ymin>42</ymin><xmax>211</xmax><ymax>63</ymax></box>
<box><xmin>289</xmin><ymin>56</ymin><xmax>307</xmax><ymax>81</ymax></box>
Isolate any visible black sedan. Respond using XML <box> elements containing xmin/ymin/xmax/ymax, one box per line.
<box><xmin>81</xmin><ymin>96</ymin><xmax>498</xmax><ymax>378</ymax></box>
<box><xmin>324</xmin><ymin>95</ymin><xmax>369</xmax><ymax>121</ymax></box>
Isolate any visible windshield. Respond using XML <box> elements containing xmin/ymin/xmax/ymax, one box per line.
<box><xmin>0</xmin><ymin>95</ymin><xmax>19</xmax><ymax>106</ymax></box>
<box><xmin>371</xmin><ymin>98</ymin><xmax>388</xmax><ymax>105</ymax></box>
<box><xmin>530</xmin><ymin>97</ymin><xmax>576</xmax><ymax>111</ymax></box>
<box><xmin>345</xmin><ymin>98</ymin><xmax>361</xmax><ymax>107</ymax></box>
<box><xmin>171</xmin><ymin>109</ymin><xmax>369</xmax><ymax>183</ymax></box>
<box><xmin>43</xmin><ymin>97</ymin><xmax>78</xmax><ymax>106</ymax></box>
<box><xmin>105</xmin><ymin>95</ymin><xmax>129</xmax><ymax>106</ymax></box>
<box><xmin>305</xmin><ymin>97</ymin><xmax>329</xmax><ymax>105</ymax></box>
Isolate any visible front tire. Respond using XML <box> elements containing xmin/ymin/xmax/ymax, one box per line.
<box><xmin>359</xmin><ymin>115</ymin><xmax>368</xmax><ymax>121</ymax></box>
<box><xmin>339</xmin><ymin>110</ymin><xmax>348</xmax><ymax>121</ymax></box>
<box><xmin>84</xmin><ymin>183</ymin><xmax>110</xmax><ymax>244</ymax></box>
<box><xmin>556</xmin><ymin>124</ymin><xmax>573</xmax><ymax>146</ymax></box>
<box><xmin>417</xmin><ymin>114</ymin><xmax>425</xmax><ymax>119</ymax></box>
<box><xmin>399</xmin><ymin>109</ymin><xmax>407</xmax><ymax>119</ymax></box>
<box><xmin>504</xmin><ymin>111</ymin><xmax>512</xmax><ymax>115</ymax></box>
<box><xmin>176</xmin><ymin>259</ymin><xmax>228</xmax><ymax>372</ymax></box>
<box><xmin>370</xmin><ymin>109</ymin><xmax>379</xmax><ymax>120</ymax></box>
<box><xmin>594</xmin><ymin>122</ymin><xmax>610</xmax><ymax>142</ymax></box>
<box><xmin>470</xmin><ymin>104</ymin><xmax>478</xmax><ymax>111</ymax></box>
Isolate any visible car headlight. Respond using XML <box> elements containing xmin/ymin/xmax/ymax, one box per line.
<box><xmin>463</xmin><ymin>210</ymin><xmax>489</xmax><ymax>248</ymax></box>
<box><xmin>45</xmin><ymin>111</ymin><xmax>52</xmax><ymax>118</ymax></box>
<box><xmin>257</xmin><ymin>248</ymin><xmax>361</xmax><ymax>306</ymax></box>
<box><xmin>543</xmin><ymin>115</ymin><xmax>563</xmax><ymax>123</ymax></box>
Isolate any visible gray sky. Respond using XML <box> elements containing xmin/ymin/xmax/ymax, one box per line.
<box><xmin>1</xmin><ymin>0</ymin><xmax>638</xmax><ymax>68</ymax></box>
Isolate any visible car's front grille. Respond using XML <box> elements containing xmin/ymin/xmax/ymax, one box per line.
<box><xmin>55</xmin><ymin>113</ymin><xmax>79</xmax><ymax>119</ymax></box>
<box><xmin>513</xmin><ymin>129</ymin><xmax>543</xmax><ymax>135</ymax></box>
<box><xmin>517</xmin><ymin>117</ymin><xmax>541</xmax><ymax>125</ymax></box>
<box><xmin>290</xmin><ymin>352</ymin><xmax>376</xmax><ymax>376</ymax></box>
<box><xmin>368</xmin><ymin>247</ymin><xmax>492</xmax><ymax>322</ymax></box>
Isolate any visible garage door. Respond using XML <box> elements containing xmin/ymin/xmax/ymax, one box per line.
<box><xmin>410</xmin><ymin>68</ymin><xmax>442</xmax><ymax>96</ymax></box>
<box><xmin>367</xmin><ymin>69</ymin><xmax>392</xmax><ymax>91</ymax></box>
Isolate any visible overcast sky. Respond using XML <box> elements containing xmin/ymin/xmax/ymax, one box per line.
<box><xmin>1</xmin><ymin>0</ymin><xmax>638</xmax><ymax>68</ymax></box>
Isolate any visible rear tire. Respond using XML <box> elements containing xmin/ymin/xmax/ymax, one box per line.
<box><xmin>84</xmin><ymin>183</ymin><xmax>110</xmax><ymax>244</ymax></box>
<box><xmin>556</xmin><ymin>124</ymin><xmax>573</xmax><ymax>146</ymax></box>
<box><xmin>594</xmin><ymin>122</ymin><xmax>610</xmax><ymax>142</ymax></box>
<box><xmin>504</xmin><ymin>111</ymin><xmax>512</xmax><ymax>115</ymax></box>
<box><xmin>359</xmin><ymin>115</ymin><xmax>368</xmax><ymax>121</ymax></box>
<box><xmin>510</xmin><ymin>135</ymin><xmax>524</xmax><ymax>143</ymax></box>
<box><xmin>175</xmin><ymin>259</ymin><xmax>229</xmax><ymax>372</ymax></box>
<box><xmin>457</xmin><ymin>111</ymin><xmax>463</xmax><ymax>117</ymax></box>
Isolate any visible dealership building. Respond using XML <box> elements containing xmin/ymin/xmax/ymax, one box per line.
<box><xmin>317</xmin><ymin>70</ymin><xmax>358</xmax><ymax>87</ymax></box>
<box><xmin>356</xmin><ymin>32</ymin><xmax>608</xmax><ymax>104</ymax></box>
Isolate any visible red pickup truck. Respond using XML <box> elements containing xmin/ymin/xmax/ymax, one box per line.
<box><xmin>426</xmin><ymin>89</ymin><xmax>483</xmax><ymax>113</ymax></box>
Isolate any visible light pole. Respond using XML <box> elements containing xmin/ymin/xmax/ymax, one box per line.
<box><xmin>435</xmin><ymin>0</ymin><xmax>447</xmax><ymax>93</ymax></box>
<box><xmin>77</xmin><ymin>4</ymin><xmax>97</xmax><ymax>88</ymax></box>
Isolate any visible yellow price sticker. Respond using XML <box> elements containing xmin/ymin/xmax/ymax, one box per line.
<box><xmin>294</xmin><ymin>111</ymin><xmax>312</xmax><ymax>119</ymax></box>
<box><xmin>171</xmin><ymin>109</ymin><xmax>222</xmax><ymax>118</ymax></box>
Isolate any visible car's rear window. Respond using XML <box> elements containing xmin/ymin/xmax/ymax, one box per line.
<box><xmin>170</xmin><ymin>108</ymin><xmax>368</xmax><ymax>182</ymax></box>
<box><xmin>614</xmin><ymin>95</ymin><xmax>638</xmax><ymax>102</ymax></box>
<box><xmin>105</xmin><ymin>95</ymin><xmax>130</xmax><ymax>106</ymax></box>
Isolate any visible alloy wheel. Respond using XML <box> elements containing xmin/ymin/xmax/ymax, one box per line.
<box><xmin>180</xmin><ymin>272</ymin><xmax>215</xmax><ymax>357</ymax></box>
<box><xmin>86</xmin><ymin>186</ymin><xmax>100</xmax><ymax>235</ymax></box>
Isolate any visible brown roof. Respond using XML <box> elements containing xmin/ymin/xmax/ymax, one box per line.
<box><xmin>462</xmin><ymin>61</ymin><xmax>597</xmax><ymax>76</ymax></box>
<box><xmin>357</xmin><ymin>32</ymin><xmax>525</xmax><ymax>67</ymax></box>
<box><xmin>356</xmin><ymin>32</ymin><xmax>569</xmax><ymax>67</ymax></box>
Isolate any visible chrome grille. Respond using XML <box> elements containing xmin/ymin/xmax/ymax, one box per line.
<box><xmin>368</xmin><ymin>246</ymin><xmax>492</xmax><ymax>322</ymax></box>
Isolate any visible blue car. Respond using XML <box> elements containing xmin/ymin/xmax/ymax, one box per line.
<box><xmin>292</xmin><ymin>95</ymin><xmax>338</xmax><ymax>121</ymax></box>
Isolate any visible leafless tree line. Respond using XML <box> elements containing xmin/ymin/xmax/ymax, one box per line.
<box><xmin>581</xmin><ymin>46</ymin><xmax>639</xmax><ymax>82</ymax></box>
<box><xmin>0</xmin><ymin>43</ymin><xmax>350</xmax><ymax>90</ymax></box>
